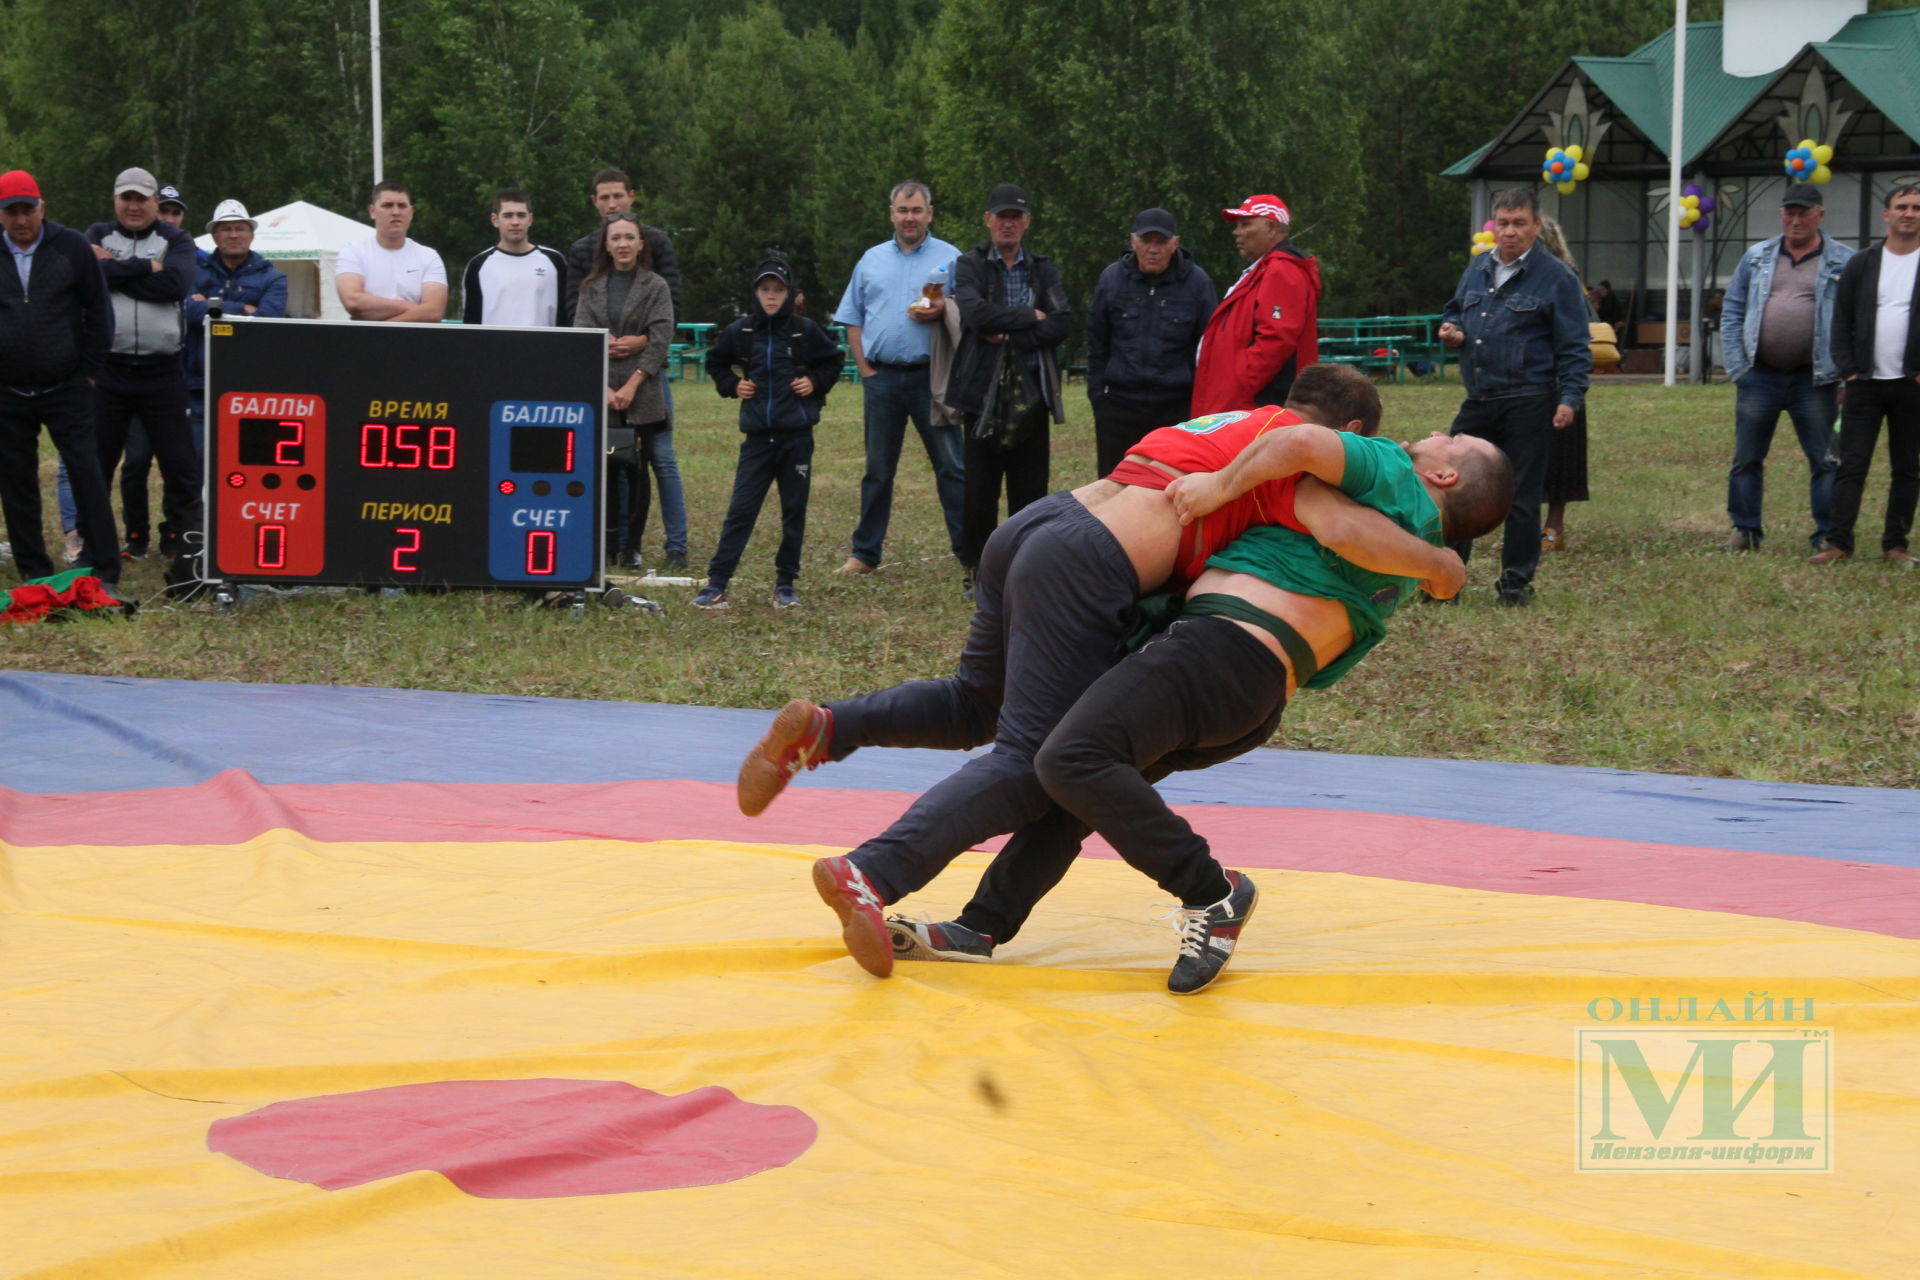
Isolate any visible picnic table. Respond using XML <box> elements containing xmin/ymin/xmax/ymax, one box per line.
<box><xmin>675</xmin><ymin>322</ymin><xmax>717</xmax><ymax>381</ymax></box>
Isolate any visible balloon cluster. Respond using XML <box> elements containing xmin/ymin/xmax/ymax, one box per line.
<box><xmin>1679</xmin><ymin>182</ymin><xmax>1717</xmax><ymax>233</ymax></box>
<box><xmin>1783</xmin><ymin>139</ymin><xmax>1835</xmax><ymax>185</ymax></box>
<box><xmin>1542</xmin><ymin>145</ymin><xmax>1590</xmax><ymax>194</ymax></box>
<box><xmin>1471</xmin><ymin>220</ymin><xmax>1496</xmax><ymax>256</ymax></box>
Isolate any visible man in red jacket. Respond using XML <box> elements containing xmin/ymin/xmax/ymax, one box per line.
<box><xmin>1190</xmin><ymin>193</ymin><xmax>1322</xmax><ymax>416</ymax></box>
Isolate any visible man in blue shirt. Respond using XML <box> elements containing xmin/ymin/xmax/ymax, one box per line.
<box><xmin>832</xmin><ymin>181</ymin><xmax>965</xmax><ymax>574</ymax></box>
<box><xmin>1439</xmin><ymin>187</ymin><xmax>1590</xmax><ymax>605</ymax></box>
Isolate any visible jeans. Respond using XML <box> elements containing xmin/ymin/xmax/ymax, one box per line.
<box><xmin>850</xmin><ymin>364</ymin><xmax>966</xmax><ymax>566</ymax></box>
<box><xmin>1827</xmin><ymin>377</ymin><xmax>1920</xmax><ymax>554</ymax></box>
<box><xmin>829</xmin><ymin>493</ymin><xmax>1140</xmax><ymax>905</ymax></box>
<box><xmin>1448</xmin><ymin>391</ymin><xmax>1556</xmax><ymax>589</ymax></box>
<box><xmin>1727</xmin><ymin>366</ymin><xmax>1838</xmax><ymax>545</ymax></box>
<box><xmin>57</xmin><ymin>417</ymin><xmax>154</xmax><ymax>540</ymax></box>
<box><xmin>627</xmin><ymin>424</ymin><xmax>687</xmax><ymax>558</ymax></box>
<box><xmin>706</xmin><ymin>431</ymin><xmax>812</xmax><ymax>586</ymax></box>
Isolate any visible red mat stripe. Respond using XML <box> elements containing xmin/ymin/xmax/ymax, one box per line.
<box><xmin>4</xmin><ymin>772</ymin><xmax>1913</xmax><ymax>939</ymax></box>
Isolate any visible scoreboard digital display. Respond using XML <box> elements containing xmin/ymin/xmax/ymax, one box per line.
<box><xmin>204</xmin><ymin>318</ymin><xmax>607</xmax><ymax>589</ymax></box>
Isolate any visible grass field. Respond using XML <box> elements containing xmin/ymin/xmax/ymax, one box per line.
<box><xmin>6</xmin><ymin>377</ymin><xmax>1917</xmax><ymax>790</ymax></box>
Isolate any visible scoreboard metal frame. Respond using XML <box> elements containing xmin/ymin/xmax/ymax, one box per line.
<box><xmin>204</xmin><ymin>317</ymin><xmax>607</xmax><ymax>591</ymax></box>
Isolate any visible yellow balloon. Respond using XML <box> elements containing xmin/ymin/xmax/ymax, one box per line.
<box><xmin>1556</xmin><ymin>180</ymin><xmax>1576</xmax><ymax>195</ymax></box>
<box><xmin>1812</xmin><ymin>165</ymin><xmax>1833</xmax><ymax>185</ymax></box>
<box><xmin>1545</xmin><ymin>145</ymin><xmax>1558</xmax><ymax>160</ymax></box>
<box><xmin>1573</xmin><ymin>163</ymin><xmax>1591</xmax><ymax>182</ymax></box>
<box><xmin>1813</xmin><ymin>145</ymin><xmax>1834</xmax><ymax>164</ymax></box>
<box><xmin>1566</xmin><ymin>145</ymin><xmax>1584</xmax><ymax>162</ymax></box>
<box><xmin>1798</xmin><ymin>138</ymin><xmax>1816</xmax><ymax>150</ymax></box>
<box><xmin>1681</xmin><ymin>209</ymin><xmax>1698</xmax><ymax>228</ymax></box>
<box><xmin>1680</xmin><ymin>195</ymin><xmax>1697</xmax><ymax>208</ymax></box>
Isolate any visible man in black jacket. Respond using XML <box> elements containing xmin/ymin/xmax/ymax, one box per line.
<box><xmin>562</xmin><ymin>169</ymin><xmax>681</xmax><ymax>326</ymax></box>
<box><xmin>1813</xmin><ymin>184</ymin><xmax>1920</xmax><ymax>567</ymax></box>
<box><xmin>0</xmin><ymin>170</ymin><xmax>123</xmax><ymax>589</ymax></box>
<box><xmin>86</xmin><ymin>166</ymin><xmax>202</xmax><ymax>559</ymax></box>
<box><xmin>947</xmin><ymin>184</ymin><xmax>1072</xmax><ymax>572</ymax></box>
<box><xmin>1085</xmin><ymin>208</ymin><xmax>1217</xmax><ymax>475</ymax></box>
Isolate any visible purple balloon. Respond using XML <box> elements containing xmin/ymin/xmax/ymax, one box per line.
<box><xmin>1683</xmin><ymin>183</ymin><xmax>1701</xmax><ymax>197</ymax></box>
<box><xmin>1699</xmin><ymin>194</ymin><xmax>1716</xmax><ymax>213</ymax></box>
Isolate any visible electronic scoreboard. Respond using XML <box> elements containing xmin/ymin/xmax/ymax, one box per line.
<box><xmin>204</xmin><ymin>318</ymin><xmax>607</xmax><ymax>590</ymax></box>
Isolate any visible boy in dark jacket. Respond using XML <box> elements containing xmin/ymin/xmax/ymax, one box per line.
<box><xmin>695</xmin><ymin>258</ymin><xmax>842</xmax><ymax>609</ymax></box>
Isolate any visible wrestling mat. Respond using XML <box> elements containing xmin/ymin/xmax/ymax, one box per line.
<box><xmin>2</xmin><ymin>671</ymin><xmax>1916</xmax><ymax>1278</ymax></box>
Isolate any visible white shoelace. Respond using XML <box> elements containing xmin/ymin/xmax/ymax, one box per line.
<box><xmin>1153</xmin><ymin>903</ymin><xmax>1213</xmax><ymax>959</ymax></box>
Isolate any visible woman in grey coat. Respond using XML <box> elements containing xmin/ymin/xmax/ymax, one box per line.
<box><xmin>574</xmin><ymin>213</ymin><xmax>683</xmax><ymax>569</ymax></box>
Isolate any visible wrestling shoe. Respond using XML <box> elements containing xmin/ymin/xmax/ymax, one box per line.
<box><xmin>1167</xmin><ymin>870</ymin><xmax>1258</xmax><ymax>995</ymax></box>
<box><xmin>692</xmin><ymin>584</ymin><xmax>730</xmax><ymax>610</ymax></box>
<box><xmin>887</xmin><ymin>916</ymin><xmax>995</xmax><ymax>963</ymax></box>
<box><xmin>773</xmin><ymin>584</ymin><xmax>801</xmax><ymax>608</ymax></box>
<box><xmin>813</xmin><ymin>856</ymin><xmax>892</xmax><ymax>976</ymax></box>
<box><xmin>737</xmin><ymin>698</ymin><xmax>833</xmax><ymax>816</ymax></box>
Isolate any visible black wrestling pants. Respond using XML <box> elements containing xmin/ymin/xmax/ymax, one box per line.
<box><xmin>955</xmin><ymin>615</ymin><xmax>1290</xmax><ymax>942</ymax></box>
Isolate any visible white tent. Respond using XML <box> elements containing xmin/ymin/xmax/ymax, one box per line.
<box><xmin>195</xmin><ymin>200</ymin><xmax>373</xmax><ymax>321</ymax></box>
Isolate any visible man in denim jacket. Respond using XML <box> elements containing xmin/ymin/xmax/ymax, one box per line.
<box><xmin>1719</xmin><ymin>183</ymin><xmax>1854</xmax><ymax>551</ymax></box>
<box><xmin>1439</xmin><ymin>188</ymin><xmax>1590</xmax><ymax>605</ymax></box>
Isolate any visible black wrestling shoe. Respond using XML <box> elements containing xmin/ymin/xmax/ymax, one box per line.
<box><xmin>1167</xmin><ymin>871</ymin><xmax>1257</xmax><ymax>995</ymax></box>
<box><xmin>887</xmin><ymin>916</ymin><xmax>995</xmax><ymax>963</ymax></box>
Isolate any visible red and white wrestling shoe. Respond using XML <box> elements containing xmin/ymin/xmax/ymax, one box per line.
<box><xmin>812</xmin><ymin>856</ymin><xmax>893</xmax><ymax>977</ymax></box>
<box><xmin>737</xmin><ymin>699</ymin><xmax>833</xmax><ymax>817</ymax></box>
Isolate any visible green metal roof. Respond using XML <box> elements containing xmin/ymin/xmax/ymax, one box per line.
<box><xmin>1444</xmin><ymin>10</ymin><xmax>1920</xmax><ymax>177</ymax></box>
<box><xmin>1810</xmin><ymin>11</ymin><xmax>1920</xmax><ymax>145</ymax></box>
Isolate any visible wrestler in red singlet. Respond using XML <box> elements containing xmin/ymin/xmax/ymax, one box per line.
<box><xmin>1106</xmin><ymin>406</ymin><xmax>1311</xmax><ymax>587</ymax></box>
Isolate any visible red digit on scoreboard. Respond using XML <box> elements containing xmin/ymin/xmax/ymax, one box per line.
<box><xmin>275</xmin><ymin>420</ymin><xmax>305</xmax><ymax>466</ymax></box>
<box><xmin>428</xmin><ymin>424</ymin><xmax>456</xmax><ymax>469</ymax></box>
<box><xmin>393</xmin><ymin>527</ymin><xmax>422</xmax><ymax>573</ymax></box>
<box><xmin>526</xmin><ymin>531</ymin><xmax>557</xmax><ymax>575</ymax></box>
<box><xmin>257</xmin><ymin>523</ymin><xmax>288</xmax><ymax>569</ymax></box>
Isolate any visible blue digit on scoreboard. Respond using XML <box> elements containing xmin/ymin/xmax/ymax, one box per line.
<box><xmin>488</xmin><ymin>400</ymin><xmax>598</xmax><ymax>584</ymax></box>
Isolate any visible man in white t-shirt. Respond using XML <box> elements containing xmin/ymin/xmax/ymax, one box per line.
<box><xmin>335</xmin><ymin>179</ymin><xmax>447</xmax><ymax>323</ymax></box>
<box><xmin>461</xmin><ymin>187</ymin><xmax>567</xmax><ymax>327</ymax></box>
<box><xmin>1815</xmin><ymin>184</ymin><xmax>1920</xmax><ymax>567</ymax></box>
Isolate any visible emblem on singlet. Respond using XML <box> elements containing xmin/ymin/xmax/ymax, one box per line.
<box><xmin>1171</xmin><ymin>411</ymin><xmax>1251</xmax><ymax>435</ymax></box>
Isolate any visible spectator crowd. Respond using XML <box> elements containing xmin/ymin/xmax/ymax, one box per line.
<box><xmin>3</xmin><ymin>160</ymin><xmax>1916</xmax><ymax>612</ymax></box>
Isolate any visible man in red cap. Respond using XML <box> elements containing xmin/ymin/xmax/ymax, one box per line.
<box><xmin>0</xmin><ymin>169</ymin><xmax>125</xmax><ymax>594</ymax></box>
<box><xmin>1190</xmin><ymin>193</ymin><xmax>1322</xmax><ymax>417</ymax></box>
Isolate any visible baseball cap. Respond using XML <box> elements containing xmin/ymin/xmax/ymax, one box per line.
<box><xmin>1781</xmin><ymin>184</ymin><xmax>1824</xmax><ymax>208</ymax></box>
<box><xmin>1131</xmin><ymin>207</ymin><xmax>1178</xmax><ymax>237</ymax></box>
<box><xmin>157</xmin><ymin>183</ymin><xmax>187</xmax><ymax>210</ymax></box>
<box><xmin>751</xmin><ymin>255</ymin><xmax>794</xmax><ymax>289</ymax></box>
<box><xmin>1221</xmin><ymin>193</ymin><xmax>1291</xmax><ymax>224</ymax></box>
<box><xmin>0</xmin><ymin>170</ymin><xmax>43</xmax><ymax>208</ymax></box>
<box><xmin>114</xmin><ymin>167</ymin><xmax>159</xmax><ymax>198</ymax></box>
<box><xmin>986</xmin><ymin>183</ymin><xmax>1029</xmax><ymax>214</ymax></box>
<box><xmin>206</xmin><ymin>198</ymin><xmax>257</xmax><ymax>231</ymax></box>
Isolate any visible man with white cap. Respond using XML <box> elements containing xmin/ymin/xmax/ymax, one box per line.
<box><xmin>85</xmin><ymin>165</ymin><xmax>202</xmax><ymax>559</ymax></box>
<box><xmin>184</xmin><ymin>200</ymin><xmax>288</xmax><ymax>457</ymax></box>
<box><xmin>1190</xmin><ymin>192</ymin><xmax>1322</xmax><ymax>417</ymax></box>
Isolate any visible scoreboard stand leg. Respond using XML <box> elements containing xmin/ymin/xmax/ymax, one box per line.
<box><xmin>213</xmin><ymin>581</ymin><xmax>240</xmax><ymax>614</ymax></box>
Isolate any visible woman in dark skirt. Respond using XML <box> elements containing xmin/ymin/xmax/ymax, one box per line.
<box><xmin>1538</xmin><ymin>216</ymin><xmax>1590</xmax><ymax>550</ymax></box>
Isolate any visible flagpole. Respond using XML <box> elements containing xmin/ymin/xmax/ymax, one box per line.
<box><xmin>1664</xmin><ymin>0</ymin><xmax>1685</xmax><ymax>386</ymax></box>
<box><xmin>370</xmin><ymin>0</ymin><xmax>385</xmax><ymax>185</ymax></box>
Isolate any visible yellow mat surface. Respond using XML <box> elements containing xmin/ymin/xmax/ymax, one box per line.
<box><xmin>3</xmin><ymin>834</ymin><xmax>1915</xmax><ymax>1278</ymax></box>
